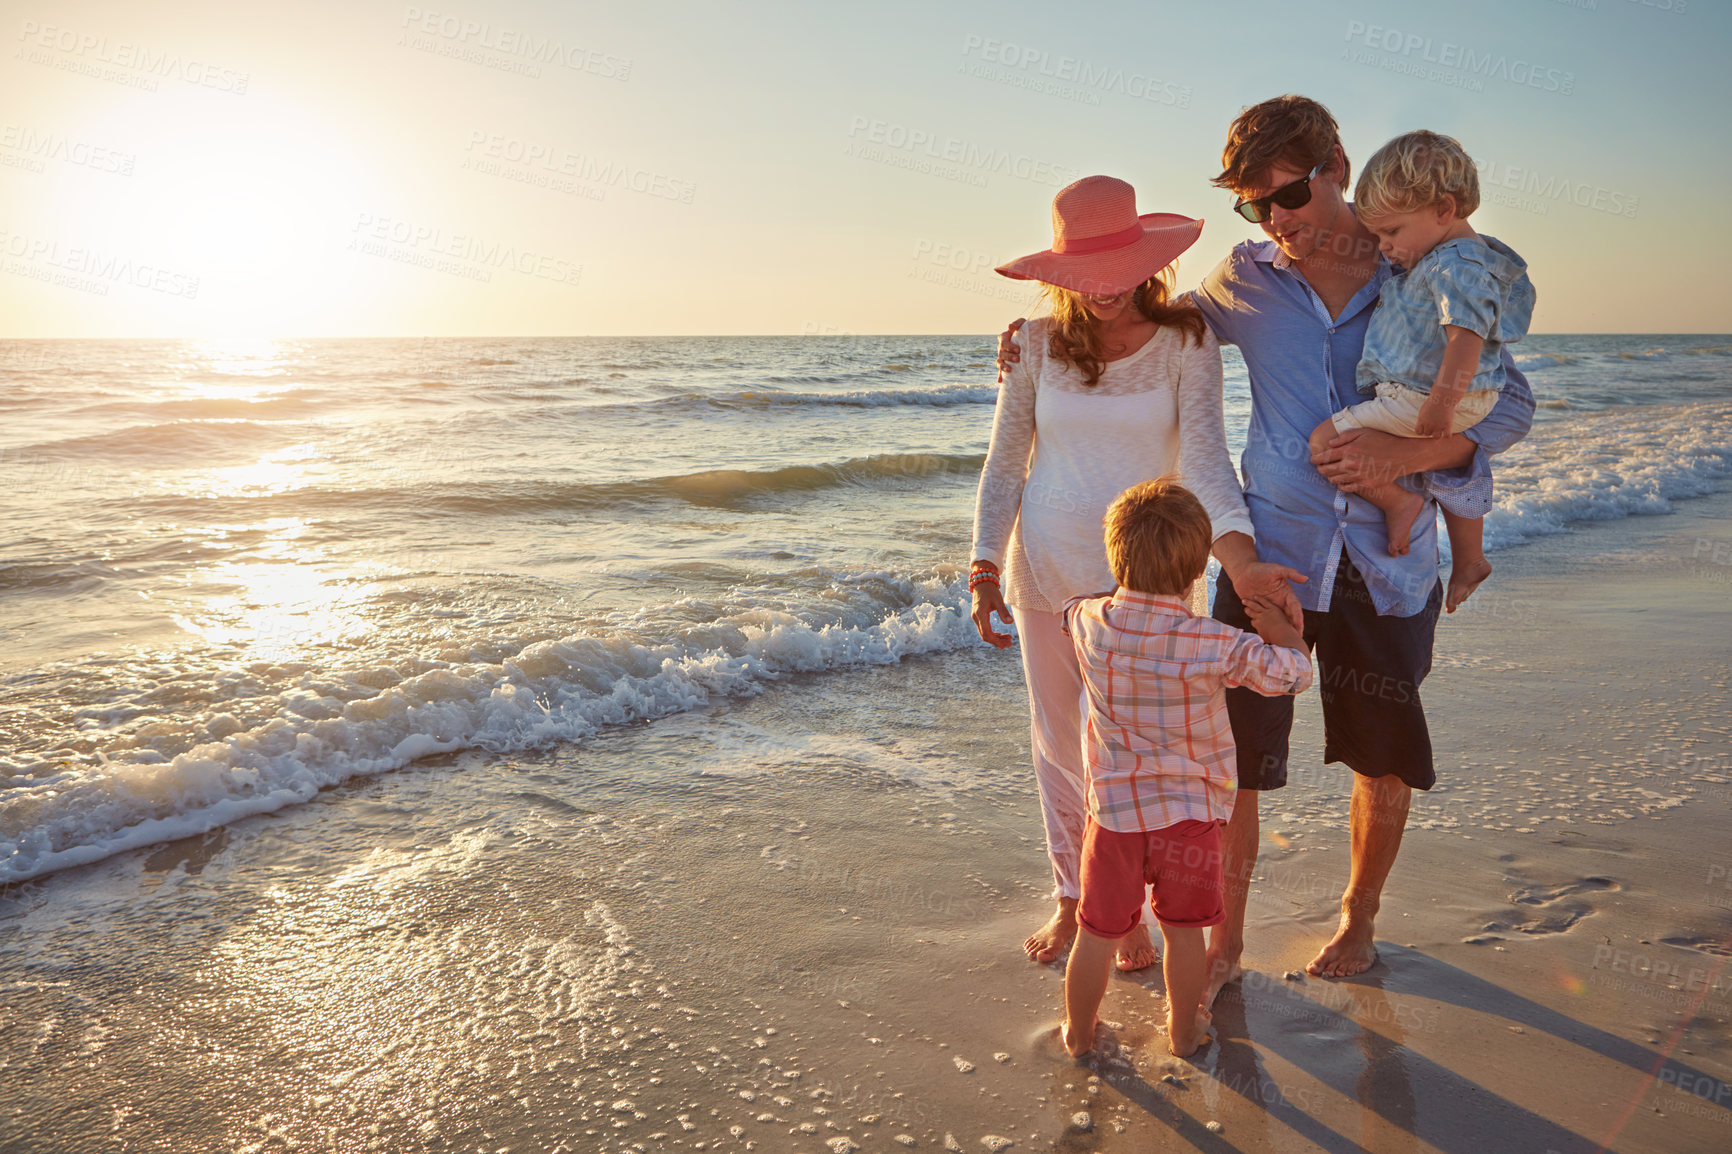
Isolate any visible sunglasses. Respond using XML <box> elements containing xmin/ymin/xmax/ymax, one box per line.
<box><xmin>1233</xmin><ymin>161</ymin><xmax>1326</xmax><ymax>224</ymax></box>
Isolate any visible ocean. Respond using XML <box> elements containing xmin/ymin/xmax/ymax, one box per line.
<box><xmin>3</xmin><ymin>333</ymin><xmax>1730</xmax><ymax>884</ymax></box>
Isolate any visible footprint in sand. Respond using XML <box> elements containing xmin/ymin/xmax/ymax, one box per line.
<box><xmin>1487</xmin><ymin>875</ymin><xmax>1622</xmax><ymax>935</ymax></box>
<box><xmin>1660</xmin><ymin>935</ymin><xmax>1732</xmax><ymax>958</ymax></box>
<box><xmin>1509</xmin><ymin>876</ymin><xmax>1620</xmax><ymax>905</ymax></box>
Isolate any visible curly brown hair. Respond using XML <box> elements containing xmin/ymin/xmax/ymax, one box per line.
<box><xmin>1212</xmin><ymin>94</ymin><xmax>1349</xmax><ymax>195</ymax></box>
<box><xmin>1042</xmin><ymin>269</ymin><xmax>1207</xmax><ymax>388</ymax></box>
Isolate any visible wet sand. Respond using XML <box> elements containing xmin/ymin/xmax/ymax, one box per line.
<box><xmin>4</xmin><ymin>488</ymin><xmax>1731</xmax><ymax>1153</ymax></box>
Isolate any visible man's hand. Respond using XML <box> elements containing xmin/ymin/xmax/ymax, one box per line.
<box><xmin>1233</xmin><ymin>560</ymin><xmax>1306</xmax><ymax>633</ymax></box>
<box><xmin>1412</xmin><ymin>394</ymin><xmax>1455</xmax><ymax>439</ymax></box>
<box><xmin>995</xmin><ymin>318</ymin><xmax>1026</xmax><ymax>378</ymax></box>
<box><xmin>971</xmin><ymin>572</ymin><xmax>1015</xmax><ymax>649</ymax></box>
<box><xmin>1311</xmin><ymin>427</ymin><xmax>1413</xmax><ymax>494</ymax></box>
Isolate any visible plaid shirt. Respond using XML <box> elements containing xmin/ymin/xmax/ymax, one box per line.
<box><xmin>1063</xmin><ymin>589</ymin><xmax>1313</xmax><ymax>832</ymax></box>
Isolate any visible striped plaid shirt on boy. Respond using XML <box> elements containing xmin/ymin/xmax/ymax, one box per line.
<box><xmin>1063</xmin><ymin>589</ymin><xmax>1312</xmax><ymax>832</ymax></box>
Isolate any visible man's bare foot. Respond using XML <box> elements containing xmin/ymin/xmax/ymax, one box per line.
<box><xmin>1307</xmin><ymin>913</ymin><xmax>1381</xmax><ymax>978</ymax></box>
<box><xmin>1381</xmin><ymin>488</ymin><xmax>1426</xmax><ymax>558</ymax></box>
<box><xmin>1445</xmin><ymin>556</ymin><xmax>1493</xmax><ymax>613</ymax></box>
<box><xmin>1024</xmin><ymin>898</ymin><xmax>1078</xmax><ymax>963</ymax></box>
<box><xmin>1202</xmin><ymin>948</ymin><xmax>1242</xmax><ymax>1008</ymax></box>
<box><xmin>1061</xmin><ymin>1017</ymin><xmax>1096</xmax><ymax>1058</ymax></box>
<box><xmin>1115</xmin><ymin>924</ymin><xmax>1159</xmax><ymax>972</ymax></box>
<box><xmin>1168</xmin><ymin>1005</ymin><xmax>1212</xmax><ymax>1058</ymax></box>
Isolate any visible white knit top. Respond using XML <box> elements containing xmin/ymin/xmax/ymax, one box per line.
<box><xmin>970</xmin><ymin>317</ymin><xmax>1254</xmax><ymax>613</ymax></box>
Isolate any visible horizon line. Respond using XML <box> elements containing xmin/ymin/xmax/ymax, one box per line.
<box><xmin>4</xmin><ymin>331</ymin><xmax>1728</xmax><ymax>342</ymax></box>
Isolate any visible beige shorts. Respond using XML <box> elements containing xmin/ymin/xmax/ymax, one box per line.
<box><xmin>1331</xmin><ymin>382</ymin><xmax>1500</xmax><ymax>436</ymax></box>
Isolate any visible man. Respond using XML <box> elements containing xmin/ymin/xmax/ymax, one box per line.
<box><xmin>998</xmin><ymin>95</ymin><xmax>1534</xmax><ymax>997</ymax></box>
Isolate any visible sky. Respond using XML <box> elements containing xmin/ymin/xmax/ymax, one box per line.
<box><xmin>1</xmin><ymin>0</ymin><xmax>1726</xmax><ymax>337</ymax></box>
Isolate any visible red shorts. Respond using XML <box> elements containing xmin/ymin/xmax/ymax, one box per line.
<box><xmin>1076</xmin><ymin>816</ymin><xmax>1226</xmax><ymax>937</ymax></box>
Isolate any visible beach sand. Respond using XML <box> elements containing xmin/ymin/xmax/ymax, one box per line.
<box><xmin>4</xmin><ymin>488</ymin><xmax>1731</xmax><ymax>1154</ymax></box>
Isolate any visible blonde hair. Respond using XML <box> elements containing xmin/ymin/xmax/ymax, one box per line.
<box><xmin>1354</xmin><ymin>130</ymin><xmax>1480</xmax><ymax>219</ymax></box>
<box><xmin>1040</xmin><ymin>269</ymin><xmax>1206</xmax><ymax>388</ymax></box>
<box><xmin>1104</xmin><ymin>476</ymin><xmax>1212</xmax><ymax>596</ymax></box>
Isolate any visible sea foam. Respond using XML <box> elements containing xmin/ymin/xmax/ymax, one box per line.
<box><xmin>0</xmin><ymin>575</ymin><xmax>980</xmax><ymax>884</ymax></box>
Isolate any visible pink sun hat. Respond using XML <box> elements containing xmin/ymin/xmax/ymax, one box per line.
<box><xmin>995</xmin><ymin>175</ymin><xmax>1203</xmax><ymax>296</ymax></box>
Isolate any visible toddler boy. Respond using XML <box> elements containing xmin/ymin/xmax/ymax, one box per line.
<box><xmin>1306</xmin><ymin>129</ymin><xmax>1537</xmax><ymax>612</ymax></box>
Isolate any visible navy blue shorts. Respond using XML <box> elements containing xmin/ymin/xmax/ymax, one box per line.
<box><xmin>1212</xmin><ymin>551</ymin><xmax>1441</xmax><ymax>792</ymax></box>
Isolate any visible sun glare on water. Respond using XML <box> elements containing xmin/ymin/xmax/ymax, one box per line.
<box><xmin>170</xmin><ymin>517</ymin><xmax>376</xmax><ymax>659</ymax></box>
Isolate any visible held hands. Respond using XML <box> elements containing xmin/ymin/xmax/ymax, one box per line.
<box><xmin>1234</xmin><ymin>560</ymin><xmax>1307</xmax><ymax>633</ymax></box>
<box><xmin>969</xmin><ymin>562</ymin><xmax>1015</xmax><ymax>649</ymax></box>
<box><xmin>995</xmin><ymin>318</ymin><xmax>1027</xmax><ymax>378</ymax></box>
<box><xmin>1245</xmin><ymin>595</ymin><xmax>1305</xmax><ymax>652</ymax></box>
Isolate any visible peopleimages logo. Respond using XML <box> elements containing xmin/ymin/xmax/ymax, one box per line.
<box><xmin>845</xmin><ymin>117</ymin><xmax>1077</xmax><ymax>188</ymax></box>
<box><xmin>16</xmin><ymin>20</ymin><xmax>250</xmax><ymax>94</ymax></box>
<box><xmin>0</xmin><ymin>124</ymin><xmax>135</xmax><ymax>175</ymax></box>
<box><xmin>1342</xmin><ymin>21</ymin><xmax>1575</xmax><ymax>95</ymax></box>
<box><xmin>0</xmin><ymin>229</ymin><xmax>200</xmax><ymax>298</ymax></box>
<box><xmin>958</xmin><ymin>35</ymin><xmax>1192</xmax><ymax>108</ymax></box>
<box><xmin>348</xmin><ymin>213</ymin><xmax>583</xmax><ymax>287</ymax></box>
<box><xmin>463</xmin><ymin>132</ymin><xmax>696</xmax><ymax>204</ymax></box>
<box><xmin>1476</xmin><ymin>158</ymin><xmax>1639</xmax><ymax>219</ymax></box>
<box><xmin>399</xmin><ymin>7</ymin><xmax>630</xmax><ymax>80</ymax></box>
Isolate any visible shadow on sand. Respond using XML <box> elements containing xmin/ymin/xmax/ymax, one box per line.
<box><xmin>1069</xmin><ymin>942</ymin><xmax>1729</xmax><ymax>1151</ymax></box>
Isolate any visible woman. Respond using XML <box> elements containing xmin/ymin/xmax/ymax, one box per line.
<box><xmin>969</xmin><ymin>175</ymin><xmax>1303</xmax><ymax>969</ymax></box>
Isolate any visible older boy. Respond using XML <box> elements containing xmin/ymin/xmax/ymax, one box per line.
<box><xmin>1060</xmin><ymin>478</ymin><xmax>1310</xmax><ymax>1059</ymax></box>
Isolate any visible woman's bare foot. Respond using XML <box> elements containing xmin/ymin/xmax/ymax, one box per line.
<box><xmin>1114</xmin><ymin>923</ymin><xmax>1159</xmax><ymax>972</ymax></box>
<box><xmin>1201</xmin><ymin>947</ymin><xmax>1242</xmax><ymax>1008</ymax></box>
<box><xmin>1061</xmin><ymin>1017</ymin><xmax>1096</xmax><ymax>1058</ymax></box>
<box><xmin>1307</xmin><ymin>912</ymin><xmax>1381</xmax><ymax>978</ymax></box>
<box><xmin>1168</xmin><ymin>1005</ymin><xmax>1212</xmax><ymax>1058</ymax></box>
<box><xmin>1025</xmin><ymin>897</ymin><xmax>1078</xmax><ymax>963</ymax></box>
<box><xmin>1446</xmin><ymin>555</ymin><xmax>1493</xmax><ymax>613</ymax></box>
<box><xmin>1381</xmin><ymin>487</ymin><xmax>1426</xmax><ymax>558</ymax></box>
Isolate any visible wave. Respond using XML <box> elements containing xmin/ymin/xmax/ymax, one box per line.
<box><xmin>69</xmin><ymin>392</ymin><xmax>330</xmax><ymax>421</ymax></box>
<box><xmin>709</xmin><ymin>384</ymin><xmax>996</xmax><ymax>409</ymax></box>
<box><xmin>0</xmin><ymin>573</ymin><xmax>980</xmax><ymax>884</ymax></box>
<box><xmin>1513</xmin><ymin>353</ymin><xmax>1581</xmax><ymax>371</ymax></box>
<box><xmin>1482</xmin><ymin>400</ymin><xmax>1732</xmax><ymax>550</ymax></box>
<box><xmin>547</xmin><ymin>383</ymin><xmax>995</xmax><ymax>422</ymax></box>
<box><xmin>21</xmin><ymin>419</ymin><xmax>304</xmax><ymax>460</ymax></box>
<box><xmin>130</xmin><ymin>452</ymin><xmax>987</xmax><ymax>518</ymax></box>
<box><xmin>0</xmin><ymin>558</ymin><xmax>123</xmax><ymax>594</ymax></box>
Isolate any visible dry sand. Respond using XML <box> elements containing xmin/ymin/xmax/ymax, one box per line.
<box><xmin>3</xmin><ymin>488</ymin><xmax>1731</xmax><ymax>1153</ymax></box>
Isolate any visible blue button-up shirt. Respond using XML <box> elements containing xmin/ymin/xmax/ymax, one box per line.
<box><xmin>1358</xmin><ymin>234</ymin><xmax>1536</xmax><ymax>397</ymax></box>
<box><xmin>1190</xmin><ymin>240</ymin><xmax>1535</xmax><ymax>617</ymax></box>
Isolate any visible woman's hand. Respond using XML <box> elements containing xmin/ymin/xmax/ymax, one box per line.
<box><xmin>970</xmin><ymin>565</ymin><xmax>1015</xmax><ymax>649</ymax></box>
<box><xmin>995</xmin><ymin>318</ymin><xmax>1026</xmax><ymax>378</ymax></box>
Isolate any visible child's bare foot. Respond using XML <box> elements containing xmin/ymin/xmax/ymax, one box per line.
<box><xmin>1446</xmin><ymin>556</ymin><xmax>1493</xmax><ymax>612</ymax></box>
<box><xmin>1114</xmin><ymin>924</ymin><xmax>1159</xmax><ymax>972</ymax></box>
<box><xmin>1024</xmin><ymin>898</ymin><xmax>1078</xmax><ymax>963</ymax></box>
<box><xmin>1061</xmin><ymin>1017</ymin><xmax>1096</xmax><ymax>1058</ymax></box>
<box><xmin>1167</xmin><ymin>1005</ymin><xmax>1212</xmax><ymax>1058</ymax></box>
<box><xmin>1381</xmin><ymin>488</ymin><xmax>1426</xmax><ymax>557</ymax></box>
